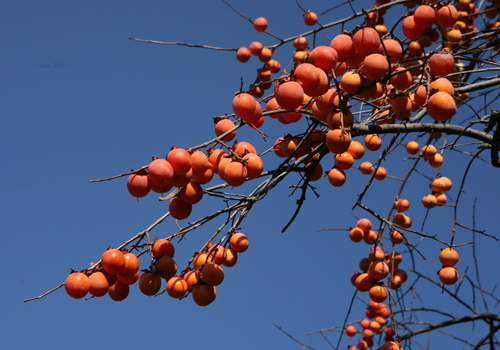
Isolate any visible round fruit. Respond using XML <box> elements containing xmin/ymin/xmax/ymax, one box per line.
<box><xmin>151</xmin><ymin>239</ymin><xmax>175</xmax><ymax>258</ymax></box>
<box><xmin>200</xmin><ymin>263</ymin><xmax>225</xmax><ymax>286</ymax></box>
<box><xmin>148</xmin><ymin>159</ymin><xmax>174</xmax><ymax>187</ymax></box>
<box><xmin>229</xmin><ymin>232</ymin><xmax>249</xmax><ymax>253</ymax></box>
<box><xmin>253</xmin><ymin>17</ymin><xmax>268</xmax><ymax>32</ymax></box>
<box><xmin>236</xmin><ymin>47</ymin><xmax>251</xmax><ymax>63</ymax></box>
<box><xmin>88</xmin><ymin>271</ymin><xmax>110</xmax><ymax>297</ymax></box>
<box><xmin>169</xmin><ymin>196</ymin><xmax>192</xmax><ymax>220</ymax></box>
<box><xmin>108</xmin><ymin>280</ymin><xmax>129</xmax><ymax>301</ymax></box>
<box><xmin>327</xmin><ymin>167</ymin><xmax>346</xmax><ymax>187</ymax></box>
<box><xmin>139</xmin><ymin>271</ymin><xmax>162</xmax><ymax>296</ymax></box>
<box><xmin>439</xmin><ymin>248</ymin><xmax>459</xmax><ymax>267</ymax></box>
<box><xmin>215</xmin><ymin>118</ymin><xmax>237</xmax><ymax>142</ymax></box>
<box><xmin>353</xmin><ymin>27</ymin><xmax>380</xmax><ymax>55</ymax></box>
<box><xmin>127</xmin><ymin>174</ymin><xmax>151</xmax><ymax>198</ymax></box>
<box><xmin>303</xmin><ymin>10</ymin><xmax>318</xmax><ymax>26</ymax></box>
<box><xmin>192</xmin><ymin>284</ymin><xmax>217</xmax><ymax>306</ymax></box>
<box><xmin>274</xmin><ymin>81</ymin><xmax>304</xmax><ymax>110</ymax></box>
<box><xmin>101</xmin><ymin>248</ymin><xmax>125</xmax><ymax>275</ymax></box>
<box><xmin>120</xmin><ymin>252</ymin><xmax>140</xmax><ymax>278</ymax></box>
<box><xmin>65</xmin><ymin>272</ymin><xmax>90</xmax><ymax>299</ymax></box>
<box><xmin>326</xmin><ymin>129</ymin><xmax>352</xmax><ymax>154</ymax></box>
<box><xmin>166</xmin><ymin>276</ymin><xmax>189</xmax><ymax>299</ymax></box>
<box><xmin>154</xmin><ymin>255</ymin><xmax>177</xmax><ymax>280</ymax></box>
<box><xmin>426</xmin><ymin>91</ymin><xmax>457</xmax><ymax>121</ymax></box>
<box><xmin>438</xmin><ymin>267</ymin><xmax>459</xmax><ymax>285</ymax></box>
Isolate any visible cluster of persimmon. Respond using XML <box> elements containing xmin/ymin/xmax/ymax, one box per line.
<box><xmin>349</xmin><ymin>218</ymin><xmax>408</xmax><ymax>303</ymax></box>
<box><xmin>126</xmin><ymin>142</ymin><xmax>264</xmax><ymax>220</ymax></box>
<box><xmin>223</xmin><ymin>1</ymin><xmax>478</xmax><ymax>196</ymax></box>
<box><xmin>64</xmin><ymin>248</ymin><xmax>141</xmax><ymax>301</ymax></box>
<box><xmin>64</xmin><ymin>232</ymin><xmax>250</xmax><ymax>305</ymax></box>
<box><xmin>438</xmin><ymin>247</ymin><xmax>460</xmax><ymax>285</ymax></box>
<box><xmin>344</xmin><ymin>301</ymin><xmax>399</xmax><ymax>350</ymax></box>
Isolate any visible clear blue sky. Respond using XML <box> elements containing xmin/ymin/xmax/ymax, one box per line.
<box><xmin>2</xmin><ymin>1</ymin><xmax>498</xmax><ymax>349</ymax></box>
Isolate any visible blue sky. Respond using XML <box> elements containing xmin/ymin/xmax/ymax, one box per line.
<box><xmin>2</xmin><ymin>1</ymin><xmax>499</xmax><ymax>349</ymax></box>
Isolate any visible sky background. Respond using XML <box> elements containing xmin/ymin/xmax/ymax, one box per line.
<box><xmin>1</xmin><ymin>1</ymin><xmax>498</xmax><ymax>349</ymax></box>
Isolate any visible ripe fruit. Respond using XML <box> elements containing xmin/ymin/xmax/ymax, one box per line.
<box><xmin>303</xmin><ymin>10</ymin><xmax>318</xmax><ymax>26</ymax></box>
<box><xmin>368</xmin><ymin>261</ymin><xmax>390</xmax><ymax>280</ymax></box>
<box><xmin>359</xmin><ymin>161</ymin><xmax>374</xmax><ymax>175</ymax></box>
<box><xmin>101</xmin><ymin>248</ymin><xmax>125</xmax><ymax>275</ymax></box>
<box><xmin>120</xmin><ymin>252</ymin><xmax>140</xmax><ymax>278</ymax></box>
<box><xmin>326</xmin><ymin>129</ymin><xmax>352</xmax><ymax>154</ymax></box>
<box><xmin>253</xmin><ymin>17</ymin><xmax>268</xmax><ymax>32</ymax></box>
<box><xmin>427</xmin><ymin>91</ymin><xmax>457</xmax><ymax>121</ymax></box>
<box><xmin>355</xmin><ymin>273</ymin><xmax>377</xmax><ymax>292</ymax></box>
<box><xmin>334</xmin><ymin>152</ymin><xmax>354</xmax><ymax>170</ymax></box>
<box><xmin>192</xmin><ymin>283</ymin><xmax>217</xmax><ymax>306</ymax></box>
<box><xmin>364</xmin><ymin>134</ymin><xmax>382</xmax><ymax>151</ymax></box>
<box><xmin>183</xmin><ymin>270</ymin><xmax>199</xmax><ymax>292</ymax></box>
<box><xmin>169</xmin><ymin>196</ymin><xmax>192</xmax><ymax>220</ymax></box>
<box><xmin>405</xmin><ymin>141</ymin><xmax>420</xmax><ymax>155</ymax></box>
<box><xmin>422</xmin><ymin>194</ymin><xmax>438</xmax><ymax>209</ymax></box>
<box><xmin>233</xmin><ymin>141</ymin><xmax>257</xmax><ymax>156</ymax></box>
<box><xmin>236</xmin><ymin>47</ymin><xmax>251</xmax><ymax>63</ymax></box>
<box><xmin>431</xmin><ymin>176</ymin><xmax>452</xmax><ymax>192</ymax></box>
<box><xmin>223</xmin><ymin>161</ymin><xmax>248</xmax><ymax>187</ymax></box>
<box><xmin>166</xmin><ymin>276</ymin><xmax>189</xmax><ymax>299</ymax></box>
<box><xmin>439</xmin><ymin>248</ymin><xmax>460</xmax><ymax>267</ymax></box>
<box><xmin>349</xmin><ymin>227</ymin><xmax>364</xmax><ymax>242</ymax></box>
<box><xmin>309</xmin><ymin>45</ymin><xmax>338</xmax><ymax>72</ymax></box>
<box><xmin>222</xmin><ymin>248</ymin><xmax>238</xmax><ymax>267</ymax></box>
<box><xmin>215</xmin><ymin>118</ymin><xmax>237</xmax><ymax>141</ymax></box>
<box><xmin>436</xmin><ymin>5</ymin><xmax>459</xmax><ymax>28</ymax></box>
<box><xmin>154</xmin><ymin>255</ymin><xmax>177</xmax><ymax>280</ymax></box>
<box><xmin>369</xmin><ymin>285</ymin><xmax>388</xmax><ymax>302</ymax></box>
<box><xmin>346</xmin><ymin>140</ymin><xmax>365</xmax><ymax>159</ymax></box>
<box><xmin>438</xmin><ymin>266</ymin><xmax>459</xmax><ymax>285</ymax></box>
<box><xmin>88</xmin><ymin>271</ymin><xmax>111</xmax><ymax>297</ymax></box>
<box><xmin>353</xmin><ymin>27</ymin><xmax>380</xmax><ymax>55</ymax></box>
<box><xmin>293</xmin><ymin>36</ymin><xmax>309</xmax><ymax>50</ymax></box>
<box><xmin>340</xmin><ymin>71</ymin><xmax>363</xmax><ymax>94</ymax></box>
<box><xmin>127</xmin><ymin>174</ymin><xmax>151</xmax><ymax>198</ymax></box>
<box><xmin>327</xmin><ymin>167</ymin><xmax>346</xmax><ymax>187</ymax></box>
<box><xmin>390</xmin><ymin>230</ymin><xmax>404</xmax><ymax>244</ymax></box>
<box><xmin>151</xmin><ymin>239</ymin><xmax>175</xmax><ymax>258</ymax></box>
<box><xmin>421</xmin><ymin>144</ymin><xmax>437</xmax><ymax>160</ymax></box>
<box><xmin>362</xmin><ymin>53</ymin><xmax>389</xmax><ymax>79</ymax></box>
<box><xmin>274</xmin><ymin>81</ymin><xmax>304</xmax><ymax>110</ymax></box>
<box><xmin>148</xmin><ymin>159</ymin><xmax>174</xmax><ymax>188</ymax></box>
<box><xmin>414</xmin><ymin>5</ymin><xmax>435</xmax><ymax>28</ymax></box>
<box><xmin>229</xmin><ymin>232</ymin><xmax>249</xmax><ymax>253</ymax></box>
<box><xmin>330</xmin><ymin>34</ymin><xmax>355</xmax><ymax>62</ymax></box>
<box><xmin>108</xmin><ymin>280</ymin><xmax>129</xmax><ymax>301</ymax></box>
<box><xmin>167</xmin><ymin>148</ymin><xmax>192</xmax><ymax>175</ymax></box>
<box><xmin>232</xmin><ymin>93</ymin><xmax>257</xmax><ymax>119</ymax></box>
<box><xmin>200</xmin><ymin>263</ymin><xmax>225</xmax><ymax>286</ymax></box>
<box><xmin>402</xmin><ymin>16</ymin><xmax>424</xmax><ymax>40</ymax></box>
<box><xmin>345</xmin><ymin>325</ymin><xmax>357</xmax><ymax>337</ymax></box>
<box><xmin>180</xmin><ymin>181</ymin><xmax>204</xmax><ymax>204</ymax></box>
<box><xmin>394</xmin><ymin>198</ymin><xmax>410</xmax><ymax>212</ymax></box>
<box><xmin>429</xmin><ymin>52</ymin><xmax>455</xmax><ymax>76</ymax></box>
<box><xmin>65</xmin><ymin>272</ymin><xmax>90</xmax><ymax>299</ymax></box>
<box><xmin>380</xmin><ymin>38</ymin><xmax>402</xmax><ymax>63</ymax></box>
<box><xmin>139</xmin><ymin>271</ymin><xmax>162</xmax><ymax>296</ymax></box>
<box><xmin>243</xmin><ymin>152</ymin><xmax>264</xmax><ymax>179</ymax></box>
<box><xmin>248</xmin><ymin>41</ymin><xmax>264</xmax><ymax>55</ymax></box>
<box><xmin>390</xmin><ymin>67</ymin><xmax>412</xmax><ymax>91</ymax></box>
